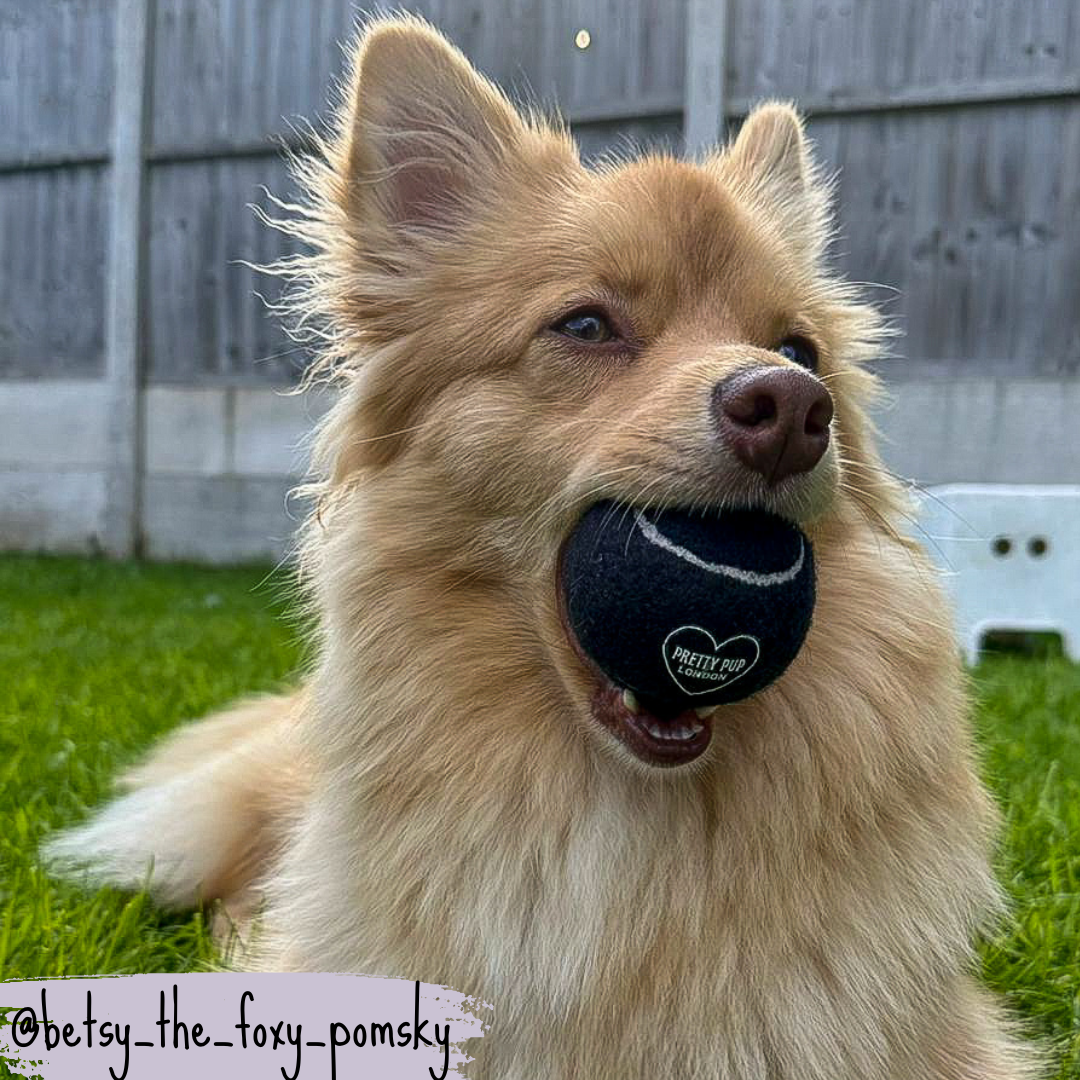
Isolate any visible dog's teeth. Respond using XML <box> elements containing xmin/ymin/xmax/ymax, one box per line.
<box><xmin>694</xmin><ymin>706</ymin><xmax>718</xmax><ymax>719</ymax></box>
<box><xmin>622</xmin><ymin>689</ymin><xmax>640</xmax><ymax>715</ymax></box>
<box><xmin>643</xmin><ymin>718</ymin><xmax>704</xmax><ymax>742</ymax></box>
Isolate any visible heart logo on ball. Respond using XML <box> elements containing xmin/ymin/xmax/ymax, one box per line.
<box><xmin>662</xmin><ymin>626</ymin><xmax>761</xmax><ymax>696</ymax></box>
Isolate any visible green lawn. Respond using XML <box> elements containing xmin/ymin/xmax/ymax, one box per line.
<box><xmin>0</xmin><ymin>554</ymin><xmax>1077</xmax><ymax>1074</ymax></box>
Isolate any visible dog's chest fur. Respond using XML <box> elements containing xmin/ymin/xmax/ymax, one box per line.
<box><xmin>260</xmin><ymin>523</ymin><xmax>997</xmax><ymax>1079</ymax></box>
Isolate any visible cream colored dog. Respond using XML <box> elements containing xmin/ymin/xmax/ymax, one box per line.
<box><xmin>50</xmin><ymin>16</ymin><xmax>1039</xmax><ymax>1079</ymax></box>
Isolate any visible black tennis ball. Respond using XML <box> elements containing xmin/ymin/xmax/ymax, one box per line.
<box><xmin>561</xmin><ymin>502</ymin><xmax>815</xmax><ymax>712</ymax></box>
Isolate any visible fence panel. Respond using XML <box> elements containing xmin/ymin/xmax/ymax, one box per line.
<box><xmin>146</xmin><ymin>156</ymin><xmax>303</xmax><ymax>382</ymax></box>
<box><xmin>0</xmin><ymin>167</ymin><xmax>108</xmax><ymax>375</ymax></box>
<box><xmin>0</xmin><ymin>0</ymin><xmax>114</xmax><ymax>164</ymax></box>
<box><xmin>0</xmin><ymin>0</ymin><xmax>114</xmax><ymax>376</ymax></box>
<box><xmin>726</xmin><ymin>0</ymin><xmax>1078</xmax><ymax>106</ymax></box>
<box><xmin>825</xmin><ymin>101</ymin><xmax>1080</xmax><ymax>376</ymax></box>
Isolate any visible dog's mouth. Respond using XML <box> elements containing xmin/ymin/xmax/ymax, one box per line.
<box><xmin>556</xmin><ymin>547</ymin><xmax>714</xmax><ymax>768</ymax></box>
<box><xmin>576</xmin><ymin>637</ymin><xmax>715</xmax><ymax>767</ymax></box>
<box><xmin>553</xmin><ymin>496</ymin><xmax>818</xmax><ymax>768</ymax></box>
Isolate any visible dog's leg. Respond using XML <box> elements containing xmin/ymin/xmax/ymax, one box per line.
<box><xmin>44</xmin><ymin>690</ymin><xmax>310</xmax><ymax>944</ymax></box>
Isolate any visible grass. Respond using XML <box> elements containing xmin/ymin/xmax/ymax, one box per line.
<box><xmin>0</xmin><ymin>554</ymin><xmax>1077</xmax><ymax>1074</ymax></box>
<box><xmin>0</xmin><ymin>555</ymin><xmax>306</xmax><ymax>979</ymax></box>
<box><xmin>975</xmin><ymin>653</ymin><xmax>1080</xmax><ymax>1075</ymax></box>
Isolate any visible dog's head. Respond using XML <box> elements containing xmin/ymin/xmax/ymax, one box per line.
<box><xmin>290</xmin><ymin>17</ymin><xmax>907</xmax><ymax>772</ymax></box>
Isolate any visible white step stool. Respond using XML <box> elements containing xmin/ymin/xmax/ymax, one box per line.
<box><xmin>913</xmin><ymin>484</ymin><xmax>1080</xmax><ymax>664</ymax></box>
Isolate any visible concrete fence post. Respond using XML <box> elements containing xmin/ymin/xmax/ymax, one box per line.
<box><xmin>102</xmin><ymin>0</ymin><xmax>155</xmax><ymax>557</ymax></box>
<box><xmin>684</xmin><ymin>0</ymin><xmax>729</xmax><ymax>156</ymax></box>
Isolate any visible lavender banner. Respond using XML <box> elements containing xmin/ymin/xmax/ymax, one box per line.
<box><xmin>0</xmin><ymin>973</ymin><xmax>492</xmax><ymax>1080</ymax></box>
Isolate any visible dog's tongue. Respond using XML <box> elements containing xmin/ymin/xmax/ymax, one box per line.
<box><xmin>561</xmin><ymin>502</ymin><xmax>816</xmax><ymax>711</ymax></box>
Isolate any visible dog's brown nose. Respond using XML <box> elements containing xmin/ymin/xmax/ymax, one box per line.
<box><xmin>714</xmin><ymin>367</ymin><xmax>833</xmax><ymax>485</ymax></box>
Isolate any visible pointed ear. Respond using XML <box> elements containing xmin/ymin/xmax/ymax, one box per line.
<box><xmin>714</xmin><ymin>102</ymin><xmax>830</xmax><ymax>256</ymax></box>
<box><xmin>336</xmin><ymin>16</ymin><xmax>531</xmax><ymax>240</ymax></box>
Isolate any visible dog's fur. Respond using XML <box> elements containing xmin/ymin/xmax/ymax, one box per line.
<box><xmin>48</xmin><ymin>17</ymin><xmax>1040</xmax><ymax>1079</ymax></box>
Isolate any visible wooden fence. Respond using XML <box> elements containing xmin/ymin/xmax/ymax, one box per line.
<box><xmin>1</xmin><ymin>0</ymin><xmax>1078</xmax><ymax>557</ymax></box>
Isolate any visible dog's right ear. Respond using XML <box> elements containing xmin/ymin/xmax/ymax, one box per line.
<box><xmin>713</xmin><ymin>102</ymin><xmax>831</xmax><ymax>261</ymax></box>
<box><xmin>335</xmin><ymin>17</ymin><xmax>531</xmax><ymax>243</ymax></box>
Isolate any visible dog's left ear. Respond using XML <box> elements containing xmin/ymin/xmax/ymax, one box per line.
<box><xmin>713</xmin><ymin>102</ymin><xmax>830</xmax><ymax>258</ymax></box>
<box><xmin>335</xmin><ymin>17</ymin><xmax>550</xmax><ymax>245</ymax></box>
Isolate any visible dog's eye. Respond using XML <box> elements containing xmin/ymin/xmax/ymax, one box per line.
<box><xmin>554</xmin><ymin>309</ymin><xmax>615</xmax><ymax>344</ymax></box>
<box><xmin>777</xmin><ymin>336</ymin><xmax>818</xmax><ymax>371</ymax></box>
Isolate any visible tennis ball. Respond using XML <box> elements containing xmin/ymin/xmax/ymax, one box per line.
<box><xmin>561</xmin><ymin>502</ymin><xmax>815</xmax><ymax>712</ymax></box>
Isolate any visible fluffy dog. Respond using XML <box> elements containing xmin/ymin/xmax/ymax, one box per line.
<box><xmin>49</xmin><ymin>16</ymin><xmax>1039</xmax><ymax>1079</ymax></box>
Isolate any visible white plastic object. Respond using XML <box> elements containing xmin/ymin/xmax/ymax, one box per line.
<box><xmin>913</xmin><ymin>484</ymin><xmax>1080</xmax><ymax>664</ymax></box>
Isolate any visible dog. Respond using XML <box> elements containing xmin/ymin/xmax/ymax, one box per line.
<box><xmin>48</xmin><ymin>16</ymin><xmax>1039</xmax><ymax>1079</ymax></box>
